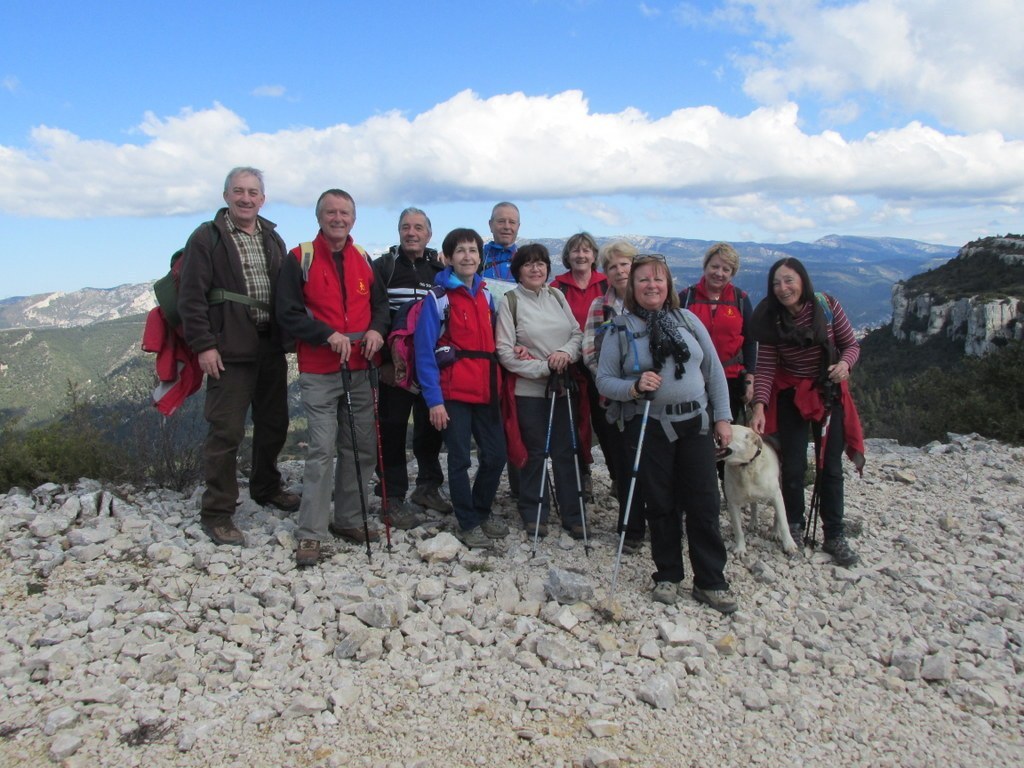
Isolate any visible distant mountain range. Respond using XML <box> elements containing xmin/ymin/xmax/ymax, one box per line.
<box><xmin>1</xmin><ymin>234</ymin><xmax>958</xmax><ymax>331</ymax></box>
<box><xmin>0</xmin><ymin>233</ymin><xmax>961</xmax><ymax>425</ymax></box>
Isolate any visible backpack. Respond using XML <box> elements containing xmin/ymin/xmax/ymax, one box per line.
<box><xmin>154</xmin><ymin>223</ymin><xmax>272</xmax><ymax>327</ymax></box>
<box><xmin>299</xmin><ymin>240</ymin><xmax>370</xmax><ymax>281</ymax></box>
<box><xmin>153</xmin><ymin>223</ymin><xmax>219</xmax><ymax>328</ymax></box>
<box><xmin>387</xmin><ymin>284</ymin><xmax>494</xmax><ymax>392</ymax></box>
<box><xmin>609</xmin><ymin>309</ymin><xmax>699</xmax><ymax>374</ymax></box>
<box><xmin>679</xmin><ymin>284</ymin><xmax>746</xmax><ymax>313</ymax></box>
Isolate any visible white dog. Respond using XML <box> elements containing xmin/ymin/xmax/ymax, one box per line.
<box><xmin>720</xmin><ymin>425</ymin><xmax>799</xmax><ymax>556</ymax></box>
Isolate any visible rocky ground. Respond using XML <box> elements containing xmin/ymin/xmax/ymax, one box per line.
<box><xmin>0</xmin><ymin>433</ymin><xmax>1022</xmax><ymax>767</ymax></box>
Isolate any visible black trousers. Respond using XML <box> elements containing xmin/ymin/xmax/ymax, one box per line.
<box><xmin>201</xmin><ymin>335</ymin><xmax>288</xmax><ymax>518</ymax></box>
<box><xmin>775</xmin><ymin>388</ymin><xmax>847</xmax><ymax>540</ymax></box>
<box><xmin>625</xmin><ymin>414</ymin><xmax>728</xmax><ymax>589</ymax></box>
<box><xmin>377</xmin><ymin>382</ymin><xmax>444</xmax><ymax>500</ymax></box>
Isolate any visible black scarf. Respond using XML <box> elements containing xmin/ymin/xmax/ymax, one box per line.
<box><xmin>634</xmin><ymin>306</ymin><xmax>690</xmax><ymax>379</ymax></box>
<box><xmin>749</xmin><ymin>296</ymin><xmax>838</xmax><ymax>367</ymax></box>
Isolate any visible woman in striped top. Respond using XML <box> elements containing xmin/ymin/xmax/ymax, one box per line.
<box><xmin>749</xmin><ymin>258</ymin><xmax>865</xmax><ymax>567</ymax></box>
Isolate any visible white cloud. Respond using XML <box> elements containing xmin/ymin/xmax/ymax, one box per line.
<box><xmin>0</xmin><ymin>91</ymin><xmax>1021</xmax><ymax>228</ymax></box>
<box><xmin>639</xmin><ymin>2</ymin><xmax>661</xmax><ymax>18</ymax></box>
<box><xmin>2</xmin><ymin>75</ymin><xmax>18</xmax><ymax>93</ymax></box>
<box><xmin>732</xmin><ymin>0</ymin><xmax>1024</xmax><ymax>136</ymax></box>
<box><xmin>252</xmin><ymin>84</ymin><xmax>286</xmax><ymax>98</ymax></box>
<box><xmin>565</xmin><ymin>199</ymin><xmax>627</xmax><ymax>227</ymax></box>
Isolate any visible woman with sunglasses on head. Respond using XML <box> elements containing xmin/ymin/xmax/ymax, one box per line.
<box><xmin>582</xmin><ymin>240</ymin><xmax>646</xmax><ymax>552</ymax></box>
<box><xmin>596</xmin><ymin>255</ymin><xmax>737</xmax><ymax>613</ymax></box>
<box><xmin>748</xmin><ymin>257</ymin><xmax>865</xmax><ymax>567</ymax></box>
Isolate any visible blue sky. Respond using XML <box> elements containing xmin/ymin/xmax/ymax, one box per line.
<box><xmin>1</xmin><ymin>0</ymin><xmax>1021</xmax><ymax>296</ymax></box>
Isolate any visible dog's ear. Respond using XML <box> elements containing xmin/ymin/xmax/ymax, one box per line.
<box><xmin>763</xmin><ymin>434</ymin><xmax>781</xmax><ymax>455</ymax></box>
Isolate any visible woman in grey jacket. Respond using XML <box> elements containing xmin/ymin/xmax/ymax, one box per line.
<box><xmin>596</xmin><ymin>255</ymin><xmax>737</xmax><ymax>613</ymax></box>
<box><xmin>496</xmin><ymin>244</ymin><xmax>585</xmax><ymax>538</ymax></box>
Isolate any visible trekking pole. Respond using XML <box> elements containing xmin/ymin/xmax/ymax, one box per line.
<box><xmin>805</xmin><ymin>381</ymin><xmax>835</xmax><ymax>549</ymax></box>
<box><xmin>562</xmin><ymin>370</ymin><xmax>591</xmax><ymax>557</ymax></box>
<box><xmin>531</xmin><ymin>372</ymin><xmax>560</xmax><ymax>558</ymax></box>
<box><xmin>341</xmin><ymin>363</ymin><xmax>373</xmax><ymax>562</ymax></box>
<box><xmin>368</xmin><ymin>362</ymin><xmax>392</xmax><ymax>554</ymax></box>
<box><xmin>608</xmin><ymin>389</ymin><xmax>653</xmax><ymax>604</ymax></box>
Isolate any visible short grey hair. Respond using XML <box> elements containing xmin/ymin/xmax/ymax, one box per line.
<box><xmin>224</xmin><ymin>166</ymin><xmax>265</xmax><ymax>194</ymax></box>
<box><xmin>399</xmin><ymin>206</ymin><xmax>432</xmax><ymax>232</ymax></box>
<box><xmin>315</xmin><ymin>188</ymin><xmax>355</xmax><ymax>219</ymax></box>
<box><xmin>489</xmin><ymin>201</ymin><xmax>520</xmax><ymax>221</ymax></box>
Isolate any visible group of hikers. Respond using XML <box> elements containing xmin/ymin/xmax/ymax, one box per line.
<box><xmin>168</xmin><ymin>166</ymin><xmax>865</xmax><ymax>615</ymax></box>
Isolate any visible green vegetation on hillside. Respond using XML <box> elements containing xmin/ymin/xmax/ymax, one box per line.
<box><xmin>903</xmin><ymin>235</ymin><xmax>1024</xmax><ymax>302</ymax></box>
<box><xmin>854</xmin><ymin>327</ymin><xmax>1024</xmax><ymax>446</ymax></box>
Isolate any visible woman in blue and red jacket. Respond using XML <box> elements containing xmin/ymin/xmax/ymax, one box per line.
<box><xmin>415</xmin><ymin>228</ymin><xmax>507</xmax><ymax>548</ymax></box>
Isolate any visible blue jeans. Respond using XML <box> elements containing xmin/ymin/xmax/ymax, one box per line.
<box><xmin>441</xmin><ymin>400</ymin><xmax>507</xmax><ymax>531</ymax></box>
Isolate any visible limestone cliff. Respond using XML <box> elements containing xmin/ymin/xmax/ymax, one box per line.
<box><xmin>891</xmin><ymin>236</ymin><xmax>1024</xmax><ymax>356</ymax></box>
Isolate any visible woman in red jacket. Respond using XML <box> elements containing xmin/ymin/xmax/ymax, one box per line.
<box><xmin>550</xmin><ymin>232</ymin><xmax>608</xmax><ymax>500</ymax></box>
<box><xmin>678</xmin><ymin>243</ymin><xmax>756</xmax><ymax>425</ymax></box>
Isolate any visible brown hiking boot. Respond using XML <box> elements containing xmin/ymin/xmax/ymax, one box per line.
<box><xmin>328</xmin><ymin>523</ymin><xmax>380</xmax><ymax>544</ymax></box>
<box><xmin>296</xmin><ymin>539</ymin><xmax>321</xmax><ymax>567</ymax></box>
<box><xmin>201</xmin><ymin>518</ymin><xmax>245</xmax><ymax>547</ymax></box>
<box><xmin>253</xmin><ymin>489</ymin><xmax>301</xmax><ymax>512</ymax></box>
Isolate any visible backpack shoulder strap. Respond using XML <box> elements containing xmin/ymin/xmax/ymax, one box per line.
<box><xmin>376</xmin><ymin>251</ymin><xmax>397</xmax><ymax>286</ymax></box>
<box><xmin>300</xmin><ymin>242</ymin><xmax>315</xmax><ymax>283</ymax></box>
<box><xmin>505</xmin><ymin>289</ymin><xmax>519</xmax><ymax>326</ymax></box>
<box><xmin>671</xmin><ymin>308</ymin><xmax>698</xmax><ymax>336</ymax></box>
<box><xmin>815</xmin><ymin>292</ymin><xmax>835</xmax><ymax>325</ymax></box>
<box><xmin>681</xmin><ymin>285</ymin><xmax>695</xmax><ymax>309</ymax></box>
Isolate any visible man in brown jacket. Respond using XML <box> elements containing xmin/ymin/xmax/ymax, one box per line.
<box><xmin>178</xmin><ymin>167</ymin><xmax>299</xmax><ymax>546</ymax></box>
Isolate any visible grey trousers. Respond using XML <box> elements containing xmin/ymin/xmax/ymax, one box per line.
<box><xmin>296</xmin><ymin>369</ymin><xmax>376</xmax><ymax>539</ymax></box>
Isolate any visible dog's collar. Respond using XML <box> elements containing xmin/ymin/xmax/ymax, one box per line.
<box><xmin>737</xmin><ymin>445</ymin><xmax>762</xmax><ymax>466</ymax></box>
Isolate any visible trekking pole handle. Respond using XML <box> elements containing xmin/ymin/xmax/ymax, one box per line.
<box><xmin>341</xmin><ymin>361</ymin><xmax>352</xmax><ymax>391</ymax></box>
<box><xmin>635</xmin><ymin>369</ymin><xmax>657</xmax><ymax>400</ymax></box>
<box><xmin>368</xmin><ymin>360</ymin><xmax>379</xmax><ymax>390</ymax></box>
<box><xmin>545</xmin><ymin>370</ymin><xmax>560</xmax><ymax>398</ymax></box>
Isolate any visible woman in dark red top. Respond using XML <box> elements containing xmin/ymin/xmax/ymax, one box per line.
<box><xmin>550</xmin><ymin>232</ymin><xmax>608</xmax><ymax>500</ymax></box>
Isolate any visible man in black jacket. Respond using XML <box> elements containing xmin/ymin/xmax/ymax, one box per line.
<box><xmin>178</xmin><ymin>167</ymin><xmax>299</xmax><ymax>546</ymax></box>
<box><xmin>373</xmin><ymin>207</ymin><xmax>452</xmax><ymax>521</ymax></box>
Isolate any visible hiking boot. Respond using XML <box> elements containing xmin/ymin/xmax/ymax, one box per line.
<box><xmin>525</xmin><ymin>520</ymin><xmax>548</xmax><ymax>538</ymax></box>
<box><xmin>328</xmin><ymin>523</ymin><xmax>380</xmax><ymax>544</ymax></box>
<box><xmin>822</xmin><ymin>536</ymin><xmax>860</xmax><ymax>567</ymax></box>
<box><xmin>480</xmin><ymin>515</ymin><xmax>510</xmax><ymax>538</ymax></box>
<box><xmin>692</xmin><ymin>586</ymin><xmax>738</xmax><ymax>615</ymax></box>
<box><xmin>201</xmin><ymin>518</ymin><xmax>245</xmax><ymax>547</ymax></box>
<box><xmin>296</xmin><ymin>539</ymin><xmax>321</xmax><ymax>567</ymax></box>
<box><xmin>621</xmin><ymin>536</ymin><xmax>643</xmax><ymax>554</ymax></box>
<box><xmin>564</xmin><ymin>524</ymin><xmax>586</xmax><ymax>540</ymax></box>
<box><xmin>457</xmin><ymin>526</ymin><xmax>494</xmax><ymax>549</ymax></box>
<box><xmin>382</xmin><ymin>500</ymin><xmax>422</xmax><ymax>530</ymax></box>
<box><xmin>652</xmin><ymin>581</ymin><xmax>680</xmax><ymax>605</ymax></box>
<box><xmin>410</xmin><ymin>485</ymin><xmax>452</xmax><ymax>513</ymax></box>
<box><xmin>253</xmin><ymin>489</ymin><xmax>301</xmax><ymax>512</ymax></box>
